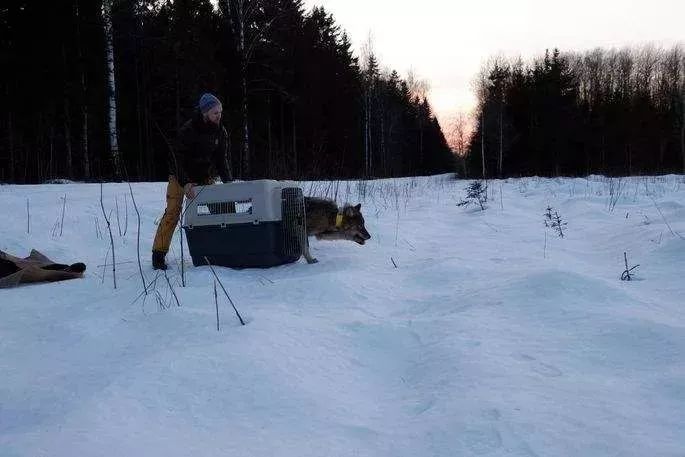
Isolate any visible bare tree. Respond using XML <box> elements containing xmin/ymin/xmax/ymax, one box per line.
<box><xmin>447</xmin><ymin>111</ymin><xmax>472</xmax><ymax>176</ymax></box>
<box><xmin>236</xmin><ymin>0</ymin><xmax>250</xmax><ymax>177</ymax></box>
<box><xmin>634</xmin><ymin>45</ymin><xmax>660</xmax><ymax>96</ymax></box>
<box><xmin>406</xmin><ymin>67</ymin><xmax>429</xmax><ymax>101</ymax></box>
<box><xmin>480</xmin><ymin>109</ymin><xmax>485</xmax><ymax>178</ymax></box>
<box><xmin>472</xmin><ymin>68</ymin><xmax>489</xmax><ymax>179</ymax></box>
<box><xmin>102</xmin><ymin>0</ymin><xmax>121</xmax><ymax>178</ymax></box>
<box><xmin>61</xmin><ymin>45</ymin><xmax>73</xmax><ymax>179</ymax></box>
<box><xmin>75</xmin><ymin>0</ymin><xmax>90</xmax><ymax>179</ymax></box>
<box><xmin>578</xmin><ymin>48</ymin><xmax>607</xmax><ymax>172</ymax></box>
<box><xmin>446</xmin><ymin>112</ymin><xmax>469</xmax><ymax>153</ymax></box>
<box><xmin>485</xmin><ymin>56</ymin><xmax>509</xmax><ymax>178</ymax></box>
<box><xmin>407</xmin><ymin>68</ymin><xmax>430</xmax><ymax>172</ymax></box>
<box><xmin>361</xmin><ymin>33</ymin><xmax>378</xmax><ymax>177</ymax></box>
<box><xmin>224</xmin><ymin>0</ymin><xmax>279</xmax><ymax>178</ymax></box>
<box><xmin>6</xmin><ymin>84</ymin><xmax>14</xmax><ymax>183</ymax></box>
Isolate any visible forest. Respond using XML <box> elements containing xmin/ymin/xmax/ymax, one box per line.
<box><xmin>0</xmin><ymin>0</ymin><xmax>455</xmax><ymax>183</ymax></box>
<box><xmin>467</xmin><ymin>46</ymin><xmax>685</xmax><ymax>178</ymax></box>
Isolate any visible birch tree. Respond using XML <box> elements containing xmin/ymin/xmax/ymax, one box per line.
<box><xmin>473</xmin><ymin>71</ymin><xmax>488</xmax><ymax>178</ymax></box>
<box><xmin>223</xmin><ymin>0</ymin><xmax>251</xmax><ymax>178</ymax></box>
<box><xmin>102</xmin><ymin>0</ymin><xmax>121</xmax><ymax>178</ymax></box>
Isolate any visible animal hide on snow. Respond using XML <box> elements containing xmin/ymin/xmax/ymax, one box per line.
<box><xmin>0</xmin><ymin>249</ymin><xmax>86</xmax><ymax>289</ymax></box>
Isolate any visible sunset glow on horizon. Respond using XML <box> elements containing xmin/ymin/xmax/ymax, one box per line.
<box><xmin>303</xmin><ymin>0</ymin><xmax>684</xmax><ymax>129</ymax></box>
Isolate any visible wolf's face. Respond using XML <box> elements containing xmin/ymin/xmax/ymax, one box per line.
<box><xmin>342</xmin><ymin>204</ymin><xmax>372</xmax><ymax>245</ymax></box>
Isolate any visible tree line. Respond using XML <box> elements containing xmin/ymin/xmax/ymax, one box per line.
<box><xmin>0</xmin><ymin>0</ymin><xmax>455</xmax><ymax>184</ymax></box>
<box><xmin>467</xmin><ymin>45</ymin><xmax>685</xmax><ymax>178</ymax></box>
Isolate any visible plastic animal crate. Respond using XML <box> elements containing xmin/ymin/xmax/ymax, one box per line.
<box><xmin>182</xmin><ymin>180</ymin><xmax>308</xmax><ymax>268</ymax></box>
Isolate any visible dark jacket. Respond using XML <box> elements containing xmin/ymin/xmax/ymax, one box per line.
<box><xmin>171</xmin><ymin>111</ymin><xmax>232</xmax><ymax>186</ymax></box>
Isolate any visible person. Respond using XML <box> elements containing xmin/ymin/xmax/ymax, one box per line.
<box><xmin>152</xmin><ymin>93</ymin><xmax>233</xmax><ymax>270</ymax></box>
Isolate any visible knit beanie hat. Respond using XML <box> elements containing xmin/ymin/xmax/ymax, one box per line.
<box><xmin>199</xmin><ymin>93</ymin><xmax>222</xmax><ymax>113</ymax></box>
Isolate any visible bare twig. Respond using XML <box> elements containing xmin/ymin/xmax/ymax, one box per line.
<box><xmin>51</xmin><ymin>218</ymin><xmax>60</xmax><ymax>238</ymax></box>
<box><xmin>204</xmin><ymin>256</ymin><xmax>245</xmax><ymax>326</ymax></box>
<box><xmin>94</xmin><ymin>216</ymin><xmax>102</xmax><ymax>239</ymax></box>
<box><xmin>129</xmin><ymin>272</ymin><xmax>162</xmax><ymax>308</ymax></box>
<box><xmin>101</xmin><ymin>246</ymin><xmax>110</xmax><ymax>285</ymax></box>
<box><xmin>607</xmin><ymin>177</ymin><xmax>624</xmax><ymax>212</ymax></box>
<box><xmin>115</xmin><ymin>195</ymin><xmax>122</xmax><ymax>236</ymax></box>
<box><xmin>214</xmin><ymin>280</ymin><xmax>220</xmax><ymax>331</ymax></box>
<box><xmin>164</xmin><ymin>270</ymin><xmax>181</xmax><ymax>307</ymax></box>
<box><xmin>650</xmin><ymin>196</ymin><xmax>685</xmax><ymax>240</ymax></box>
<box><xmin>155</xmin><ymin>289</ymin><xmax>167</xmax><ymax>310</ymax></box>
<box><xmin>123</xmin><ymin>194</ymin><xmax>129</xmax><ymax>237</ymax></box>
<box><xmin>26</xmin><ymin>198</ymin><xmax>29</xmax><ymax>234</ymax></box>
<box><xmin>127</xmin><ymin>182</ymin><xmax>147</xmax><ymax>295</ymax></box>
<box><xmin>97</xmin><ymin>260</ymin><xmax>136</xmax><ymax>268</ymax></box>
<box><xmin>59</xmin><ymin>194</ymin><xmax>66</xmax><ymax>236</ymax></box>
<box><xmin>390</xmin><ymin>257</ymin><xmax>398</xmax><ymax>268</ymax></box>
<box><xmin>621</xmin><ymin>252</ymin><xmax>639</xmax><ymax>281</ymax></box>
<box><xmin>174</xmin><ymin>181</ymin><xmax>215</xmax><ymax>288</ymax></box>
<box><xmin>100</xmin><ymin>182</ymin><xmax>117</xmax><ymax>288</ymax></box>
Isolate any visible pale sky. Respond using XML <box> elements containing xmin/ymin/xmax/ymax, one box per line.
<box><xmin>302</xmin><ymin>0</ymin><xmax>684</xmax><ymax>128</ymax></box>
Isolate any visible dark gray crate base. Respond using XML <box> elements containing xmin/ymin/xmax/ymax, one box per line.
<box><xmin>184</xmin><ymin>222</ymin><xmax>300</xmax><ymax>269</ymax></box>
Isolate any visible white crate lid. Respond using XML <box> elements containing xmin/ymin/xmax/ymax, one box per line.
<box><xmin>183</xmin><ymin>179</ymin><xmax>301</xmax><ymax>228</ymax></box>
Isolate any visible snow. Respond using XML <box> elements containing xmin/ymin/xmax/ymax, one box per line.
<box><xmin>1</xmin><ymin>174</ymin><xmax>684</xmax><ymax>457</ymax></box>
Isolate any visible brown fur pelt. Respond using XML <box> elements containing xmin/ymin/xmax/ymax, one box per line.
<box><xmin>0</xmin><ymin>249</ymin><xmax>86</xmax><ymax>288</ymax></box>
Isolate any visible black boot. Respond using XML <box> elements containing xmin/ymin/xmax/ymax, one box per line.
<box><xmin>152</xmin><ymin>251</ymin><xmax>168</xmax><ymax>270</ymax></box>
<box><xmin>66</xmin><ymin>262</ymin><xmax>87</xmax><ymax>274</ymax></box>
<box><xmin>42</xmin><ymin>262</ymin><xmax>86</xmax><ymax>274</ymax></box>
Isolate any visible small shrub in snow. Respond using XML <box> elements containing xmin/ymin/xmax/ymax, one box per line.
<box><xmin>544</xmin><ymin>206</ymin><xmax>567</xmax><ymax>238</ymax></box>
<box><xmin>606</xmin><ymin>177</ymin><xmax>625</xmax><ymax>212</ymax></box>
<box><xmin>457</xmin><ymin>181</ymin><xmax>488</xmax><ymax>211</ymax></box>
<box><xmin>620</xmin><ymin>252</ymin><xmax>639</xmax><ymax>281</ymax></box>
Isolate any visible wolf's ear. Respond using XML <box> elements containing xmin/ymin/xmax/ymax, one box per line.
<box><xmin>354</xmin><ymin>204</ymin><xmax>361</xmax><ymax>212</ymax></box>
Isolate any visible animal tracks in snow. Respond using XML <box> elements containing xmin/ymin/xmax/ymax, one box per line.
<box><xmin>512</xmin><ymin>352</ymin><xmax>563</xmax><ymax>378</ymax></box>
<box><xmin>531</xmin><ymin>362</ymin><xmax>563</xmax><ymax>377</ymax></box>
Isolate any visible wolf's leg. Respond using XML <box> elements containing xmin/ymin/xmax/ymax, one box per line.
<box><xmin>300</xmin><ymin>232</ymin><xmax>318</xmax><ymax>264</ymax></box>
<box><xmin>299</xmin><ymin>197</ymin><xmax>318</xmax><ymax>264</ymax></box>
<box><xmin>298</xmin><ymin>218</ymin><xmax>318</xmax><ymax>264</ymax></box>
<box><xmin>302</xmin><ymin>246</ymin><xmax>318</xmax><ymax>264</ymax></box>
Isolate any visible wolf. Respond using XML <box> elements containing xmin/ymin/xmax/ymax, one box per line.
<box><xmin>297</xmin><ymin>197</ymin><xmax>372</xmax><ymax>264</ymax></box>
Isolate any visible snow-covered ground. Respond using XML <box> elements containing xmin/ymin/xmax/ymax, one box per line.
<box><xmin>1</xmin><ymin>174</ymin><xmax>684</xmax><ymax>457</ymax></box>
